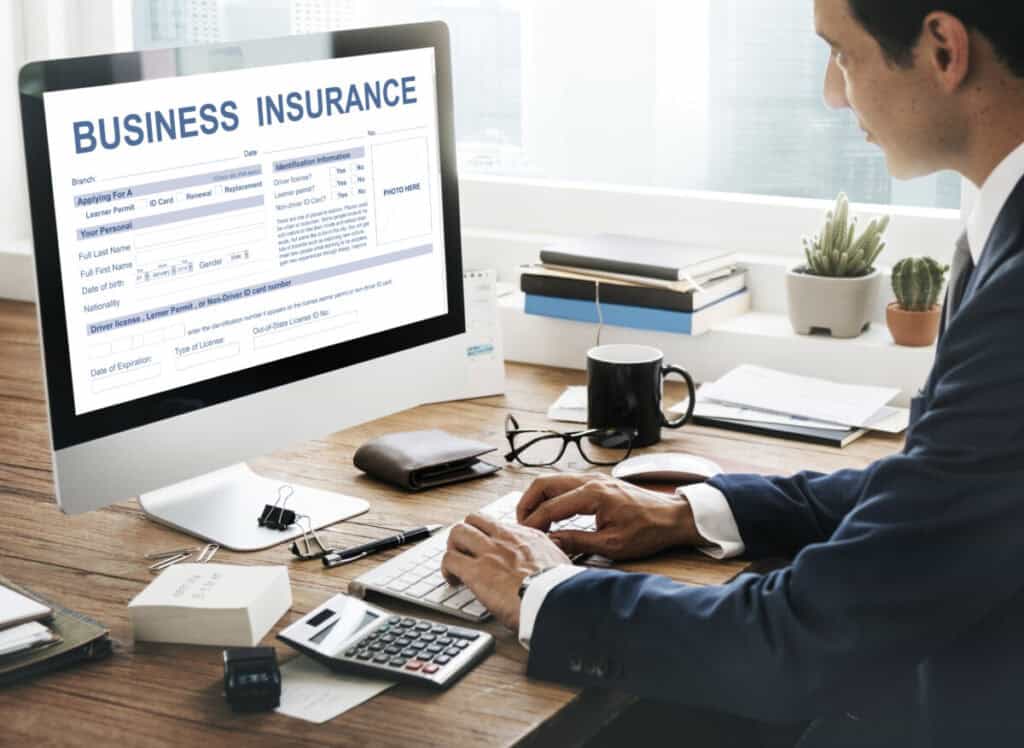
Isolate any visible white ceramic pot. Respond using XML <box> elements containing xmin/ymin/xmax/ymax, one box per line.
<box><xmin>785</xmin><ymin>267</ymin><xmax>881</xmax><ymax>339</ymax></box>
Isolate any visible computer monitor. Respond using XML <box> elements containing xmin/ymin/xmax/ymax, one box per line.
<box><xmin>18</xmin><ymin>23</ymin><xmax>466</xmax><ymax>550</ymax></box>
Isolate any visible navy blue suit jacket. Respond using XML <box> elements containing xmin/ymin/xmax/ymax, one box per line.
<box><xmin>528</xmin><ymin>178</ymin><xmax>1024</xmax><ymax>746</ymax></box>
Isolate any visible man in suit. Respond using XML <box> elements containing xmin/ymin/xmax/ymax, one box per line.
<box><xmin>442</xmin><ymin>1</ymin><xmax>1024</xmax><ymax>745</ymax></box>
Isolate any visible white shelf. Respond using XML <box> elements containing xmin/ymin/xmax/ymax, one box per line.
<box><xmin>500</xmin><ymin>294</ymin><xmax>934</xmax><ymax>406</ymax></box>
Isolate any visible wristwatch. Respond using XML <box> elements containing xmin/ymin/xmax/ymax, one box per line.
<box><xmin>518</xmin><ymin>568</ymin><xmax>554</xmax><ymax>599</ymax></box>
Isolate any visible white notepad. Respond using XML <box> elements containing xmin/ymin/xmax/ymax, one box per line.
<box><xmin>0</xmin><ymin>584</ymin><xmax>51</xmax><ymax>630</ymax></box>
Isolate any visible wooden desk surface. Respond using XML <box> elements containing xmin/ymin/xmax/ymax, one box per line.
<box><xmin>0</xmin><ymin>299</ymin><xmax>904</xmax><ymax>746</ymax></box>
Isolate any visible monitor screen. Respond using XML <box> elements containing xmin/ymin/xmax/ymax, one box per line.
<box><xmin>41</xmin><ymin>47</ymin><xmax>448</xmax><ymax>416</ymax></box>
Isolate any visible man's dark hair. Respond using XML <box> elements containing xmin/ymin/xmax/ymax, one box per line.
<box><xmin>847</xmin><ymin>1</ymin><xmax>1024</xmax><ymax>77</ymax></box>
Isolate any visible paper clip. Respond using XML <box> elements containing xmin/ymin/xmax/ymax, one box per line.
<box><xmin>144</xmin><ymin>547</ymin><xmax>194</xmax><ymax>561</ymax></box>
<box><xmin>289</xmin><ymin>515</ymin><xmax>333</xmax><ymax>561</ymax></box>
<box><xmin>145</xmin><ymin>543</ymin><xmax>218</xmax><ymax>572</ymax></box>
<box><xmin>149</xmin><ymin>551</ymin><xmax>192</xmax><ymax>572</ymax></box>
<box><xmin>258</xmin><ymin>484</ymin><xmax>297</xmax><ymax>530</ymax></box>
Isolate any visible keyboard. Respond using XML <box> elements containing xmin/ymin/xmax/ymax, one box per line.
<box><xmin>347</xmin><ymin>491</ymin><xmax>596</xmax><ymax>622</ymax></box>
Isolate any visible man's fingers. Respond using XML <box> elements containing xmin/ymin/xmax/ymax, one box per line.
<box><xmin>521</xmin><ymin>483</ymin><xmax>601</xmax><ymax>531</ymax></box>
<box><xmin>548</xmin><ymin>529</ymin><xmax>604</xmax><ymax>556</ymax></box>
<box><xmin>516</xmin><ymin>473</ymin><xmax>593</xmax><ymax>522</ymax></box>
<box><xmin>441</xmin><ymin>547</ymin><xmax>475</xmax><ymax>586</ymax></box>
<box><xmin>463</xmin><ymin>511</ymin><xmax>508</xmax><ymax>539</ymax></box>
<box><xmin>448</xmin><ymin>521</ymin><xmax>492</xmax><ymax>557</ymax></box>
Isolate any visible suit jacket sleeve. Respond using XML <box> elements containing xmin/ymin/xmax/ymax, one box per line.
<box><xmin>707</xmin><ymin>467</ymin><xmax>874</xmax><ymax>559</ymax></box>
<box><xmin>527</xmin><ymin>253</ymin><xmax>1024</xmax><ymax>721</ymax></box>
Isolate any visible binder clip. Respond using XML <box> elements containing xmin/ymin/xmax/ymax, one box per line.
<box><xmin>289</xmin><ymin>515</ymin><xmax>334</xmax><ymax>561</ymax></box>
<box><xmin>258</xmin><ymin>485</ymin><xmax>297</xmax><ymax>530</ymax></box>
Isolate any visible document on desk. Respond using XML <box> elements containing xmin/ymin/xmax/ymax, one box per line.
<box><xmin>276</xmin><ymin>655</ymin><xmax>395</xmax><ymax>724</ymax></box>
<box><xmin>698</xmin><ymin>365</ymin><xmax>900</xmax><ymax>428</ymax></box>
<box><xmin>671</xmin><ymin>393</ymin><xmax>910</xmax><ymax>435</ymax></box>
<box><xmin>547</xmin><ymin>385</ymin><xmax>587</xmax><ymax>423</ymax></box>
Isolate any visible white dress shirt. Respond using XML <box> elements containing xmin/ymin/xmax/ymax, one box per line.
<box><xmin>519</xmin><ymin>140</ymin><xmax>1024</xmax><ymax>649</ymax></box>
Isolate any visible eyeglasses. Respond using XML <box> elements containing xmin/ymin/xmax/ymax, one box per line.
<box><xmin>504</xmin><ymin>414</ymin><xmax>634</xmax><ymax>467</ymax></box>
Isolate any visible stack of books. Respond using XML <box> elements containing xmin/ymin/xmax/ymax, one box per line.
<box><xmin>521</xmin><ymin>234</ymin><xmax>749</xmax><ymax>335</ymax></box>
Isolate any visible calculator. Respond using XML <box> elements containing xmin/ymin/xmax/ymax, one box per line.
<box><xmin>277</xmin><ymin>594</ymin><xmax>494</xmax><ymax>689</ymax></box>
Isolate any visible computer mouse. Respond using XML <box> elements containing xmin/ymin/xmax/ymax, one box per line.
<box><xmin>611</xmin><ymin>453</ymin><xmax>722</xmax><ymax>486</ymax></box>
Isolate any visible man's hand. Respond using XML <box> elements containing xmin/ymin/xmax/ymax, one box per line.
<box><xmin>517</xmin><ymin>473</ymin><xmax>705</xmax><ymax>560</ymax></box>
<box><xmin>441</xmin><ymin>513</ymin><xmax>572</xmax><ymax>630</ymax></box>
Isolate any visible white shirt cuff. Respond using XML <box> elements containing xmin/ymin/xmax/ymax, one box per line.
<box><xmin>678</xmin><ymin>482</ymin><xmax>745</xmax><ymax>559</ymax></box>
<box><xmin>518</xmin><ymin>565</ymin><xmax>587</xmax><ymax>650</ymax></box>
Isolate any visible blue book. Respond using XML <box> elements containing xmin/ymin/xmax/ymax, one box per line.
<box><xmin>524</xmin><ymin>289</ymin><xmax>750</xmax><ymax>335</ymax></box>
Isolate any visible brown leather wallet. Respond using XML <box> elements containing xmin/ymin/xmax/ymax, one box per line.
<box><xmin>353</xmin><ymin>430</ymin><xmax>501</xmax><ymax>491</ymax></box>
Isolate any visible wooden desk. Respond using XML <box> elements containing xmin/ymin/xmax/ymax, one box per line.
<box><xmin>0</xmin><ymin>299</ymin><xmax>904</xmax><ymax>746</ymax></box>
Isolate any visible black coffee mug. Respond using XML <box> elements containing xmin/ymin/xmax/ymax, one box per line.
<box><xmin>587</xmin><ymin>344</ymin><xmax>696</xmax><ymax>448</ymax></box>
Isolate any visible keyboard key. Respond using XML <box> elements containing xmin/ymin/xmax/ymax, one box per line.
<box><xmin>414</xmin><ymin>622</ymin><xmax>431</xmax><ymax>631</ymax></box>
<box><xmin>373</xmin><ymin>654</ymin><xmax>390</xmax><ymax>664</ymax></box>
<box><xmin>385</xmin><ymin>646</ymin><xmax>400</xmax><ymax>655</ymax></box>
<box><xmin>462</xmin><ymin>601</ymin><xmax>488</xmax><ymax>617</ymax></box>
<box><xmin>401</xmin><ymin>648</ymin><xmax>418</xmax><ymax>658</ymax></box>
<box><xmin>437</xmin><ymin>637</ymin><xmax>453</xmax><ymax>646</ymax></box>
<box><xmin>356</xmin><ymin>651</ymin><xmax>373</xmax><ymax>660</ymax></box>
<box><xmin>447</xmin><ymin>627</ymin><xmax>481</xmax><ymax>641</ymax></box>
<box><xmin>430</xmin><ymin>624</ymin><xmax>448</xmax><ymax>634</ymax></box>
<box><xmin>420</xmin><ymin>634</ymin><xmax>436</xmax><ymax>643</ymax></box>
<box><xmin>389</xmin><ymin>657</ymin><xmax>407</xmax><ymax>667</ymax></box>
<box><xmin>444</xmin><ymin>647</ymin><xmax>460</xmax><ymax>656</ymax></box>
<box><xmin>424</xmin><ymin>583</ymin><xmax>464</xmax><ymax>604</ymax></box>
<box><xmin>454</xmin><ymin>640</ymin><xmax>469</xmax><ymax>649</ymax></box>
<box><xmin>408</xmin><ymin>641</ymin><xmax>425</xmax><ymax>650</ymax></box>
<box><xmin>422</xmin><ymin>571</ymin><xmax>446</xmax><ymax>587</ymax></box>
<box><xmin>396</xmin><ymin>637</ymin><xmax>411</xmax><ymax>647</ymax></box>
<box><xmin>380</xmin><ymin>634</ymin><xmax>395</xmax><ymax>643</ymax></box>
<box><xmin>423</xmin><ymin>664</ymin><xmax>440</xmax><ymax>674</ymax></box>
<box><xmin>405</xmin><ymin>660</ymin><xmax>425</xmax><ymax>671</ymax></box>
<box><xmin>442</xmin><ymin>588</ymin><xmax>477</xmax><ymax>610</ymax></box>
<box><xmin>426</xmin><ymin>644</ymin><xmax>443</xmax><ymax>654</ymax></box>
<box><xmin>405</xmin><ymin>582</ymin><xmax>438</xmax><ymax>598</ymax></box>
<box><xmin>387</xmin><ymin>579</ymin><xmax>413</xmax><ymax>592</ymax></box>
<box><xmin>434</xmin><ymin>655</ymin><xmax>451</xmax><ymax>665</ymax></box>
<box><xmin>400</xmin><ymin>618</ymin><xmax>416</xmax><ymax>627</ymax></box>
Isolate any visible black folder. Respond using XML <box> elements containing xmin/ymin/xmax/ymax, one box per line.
<box><xmin>0</xmin><ymin>577</ymin><xmax>112</xmax><ymax>687</ymax></box>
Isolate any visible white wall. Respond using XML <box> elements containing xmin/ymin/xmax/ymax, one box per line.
<box><xmin>1</xmin><ymin>1</ymin><xmax>32</xmax><ymax>247</ymax></box>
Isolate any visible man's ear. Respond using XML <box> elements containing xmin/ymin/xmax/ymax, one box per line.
<box><xmin>921</xmin><ymin>11</ymin><xmax>971</xmax><ymax>92</ymax></box>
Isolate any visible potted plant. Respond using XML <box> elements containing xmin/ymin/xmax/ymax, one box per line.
<box><xmin>787</xmin><ymin>193</ymin><xmax>890</xmax><ymax>338</ymax></box>
<box><xmin>886</xmin><ymin>257</ymin><xmax>950</xmax><ymax>347</ymax></box>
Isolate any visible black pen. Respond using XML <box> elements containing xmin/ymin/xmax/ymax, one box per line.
<box><xmin>322</xmin><ymin>525</ymin><xmax>445</xmax><ymax>568</ymax></box>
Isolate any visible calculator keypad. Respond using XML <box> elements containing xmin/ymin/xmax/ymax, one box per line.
<box><xmin>344</xmin><ymin>616</ymin><xmax>482</xmax><ymax>678</ymax></box>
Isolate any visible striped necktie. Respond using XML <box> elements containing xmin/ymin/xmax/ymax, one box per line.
<box><xmin>941</xmin><ymin>232</ymin><xmax>975</xmax><ymax>335</ymax></box>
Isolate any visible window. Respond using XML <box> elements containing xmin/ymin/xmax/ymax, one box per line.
<box><xmin>133</xmin><ymin>0</ymin><xmax>961</xmax><ymax>211</ymax></box>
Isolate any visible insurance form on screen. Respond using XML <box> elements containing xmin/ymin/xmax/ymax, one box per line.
<box><xmin>43</xmin><ymin>48</ymin><xmax>448</xmax><ymax>415</ymax></box>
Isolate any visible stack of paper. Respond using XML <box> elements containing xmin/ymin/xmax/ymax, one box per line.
<box><xmin>0</xmin><ymin>583</ymin><xmax>56</xmax><ymax>660</ymax></box>
<box><xmin>670</xmin><ymin>365</ymin><xmax>910</xmax><ymax>448</ymax></box>
<box><xmin>129</xmin><ymin>563</ymin><xmax>292</xmax><ymax>646</ymax></box>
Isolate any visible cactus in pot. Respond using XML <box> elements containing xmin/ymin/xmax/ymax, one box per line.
<box><xmin>800</xmin><ymin>193</ymin><xmax>890</xmax><ymax>278</ymax></box>
<box><xmin>891</xmin><ymin>257</ymin><xmax>949</xmax><ymax>311</ymax></box>
<box><xmin>786</xmin><ymin>193</ymin><xmax>891</xmax><ymax>338</ymax></box>
<box><xmin>887</xmin><ymin>256</ymin><xmax>950</xmax><ymax>347</ymax></box>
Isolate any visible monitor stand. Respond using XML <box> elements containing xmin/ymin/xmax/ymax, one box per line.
<box><xmin>137</xmin><ymin>463</ymin><xmax>369</xmax><ymax>551</ymax></box>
